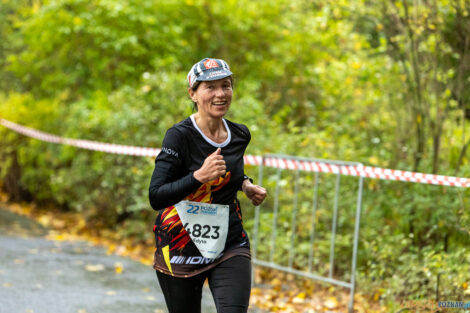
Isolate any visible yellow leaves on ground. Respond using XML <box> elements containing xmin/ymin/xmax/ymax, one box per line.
<box><xmin>106</xmin><ymin>290</ymin><xmax>116</xmax><ymax>296</ymax></box>
<box><xmin>251</xmin><ymin>269</ymin><xmax>386</xmax><ymax>313</ymax></box>
<box><xmin>0</xmin><ymin>195</ymin><xmax>154</xmax><ymax>267</ymax></box>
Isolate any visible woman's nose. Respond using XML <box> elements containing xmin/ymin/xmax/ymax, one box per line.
<box><xmin>215</xmin><ymin>87</ymin><xmax>225</xmax><ymax>97</ymax></box>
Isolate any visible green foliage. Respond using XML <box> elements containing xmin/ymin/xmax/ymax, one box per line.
<box><xmin>0</xmin><ymin>0</ymin><xmax>469</xmax><ymax>308</ymax></box>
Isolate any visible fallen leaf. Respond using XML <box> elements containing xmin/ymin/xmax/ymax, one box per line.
<box><xmin>115</xmin><ymin>245</ymin><xmax>127</xmax><ymax>255</ymax></box>
<box><xmin>146</xmin><ymin>296</ymin><xmax>157</xmax><ymax>301</ymax></box>
<box><xmin>52</xmin><ymin>219</ymin><xmax>66</xmax><ymax>228</ymax></box>
<box><xmin>3</xmin><ymin>282</ymin><xmax>12</xmax><ymax>288</ymax></box>
<box><xmin>52</xmin><ymin>234</ymin><xmax>66</xmax><ymax>241</ymax></box>
<box><xmin>106</xmin><ymin>290</ymin><xmax>116</xmax><ymax>296</ymax></box>
<box><xmin>373</xmin><ymin>290</ymin><xmax>381</xmax><ymax>301</ymax></box>
<box><xmin>324</xmin><ymin>296</ymin><xmax>339</xmax><ymax>309</ymax></box>
<box><xmin>292</xmin><ymin>292</ymin><xmax>306</xmax><ymax>304</ymax></box>
<box><xmin>85</xmin><ymin>264</ymin><xmax>105</xmax><ymax>272</ymax></box>
<box><xmin>39</xmin><ymin>215</ymin><xmax>52</xmax><ymax>226</ymax></box>
<box><xmin>270</xmin><ymin>278</ymin><xmax>282</xmax><ymax>286</ymax></box>
<box><xmin>107</xmin><ymin>244</ymin><xmax>116</xmax><ymax>255</ymax></box>
<box><xmin>14</xmin><ymin>259</ymin><xmax>25</xmax><ymax>264</ymax></box>
<box><xmin>77</xmin><ymin>309</ymin><xmax>87</xmax><ymax>313</ymax></box>
<box><xmin>141</xmin><ymin>287</ymin><xmax>151</xmax><ymax>293</ymax></box>
<box><xmin>114</xmin><ymin>262</ymin><xmax>124</xmax><ymax>274</ymax></box>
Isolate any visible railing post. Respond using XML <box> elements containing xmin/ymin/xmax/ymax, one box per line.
<box><xmin>329</xmin><ymin>173</ymin><xmax>341</xmax><ymax>278</ymax></box>
<box><xmin>308</xmin><ymin>172</ymin><xmax>319</xmax><ymax>273</ymax></box>
<box><xmin>288</xmin><ymin>168</ymin><xmax>300</xmax><ymax>269</ymax></box>
<box><xmin>348</xmin><ymin>175</ymin><xmax>364</xmax><ymax>313</ymax></box>
<box><xmin>270</xmin><ymin>167</ymin><xmax>282</xmax><ymax>263</ymax></box>
<box><xmin>252</xmin><ymin>155</ymin><xmax>264</xmax><ymax>286</ymax></box>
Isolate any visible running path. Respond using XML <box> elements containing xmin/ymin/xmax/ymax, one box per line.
<box><xmin>0</xmin><ymin>208</ymin><xmax>243</xmax><ymax>313</ymax></box>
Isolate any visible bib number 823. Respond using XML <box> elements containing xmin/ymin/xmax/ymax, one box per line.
<box><xmin>183</xmin><ymin>223</ymin><xmax>220</xmax><ymax>239</ymax></box>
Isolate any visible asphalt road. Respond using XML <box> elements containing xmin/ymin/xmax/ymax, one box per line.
<box><xmin>0</xmin><ymin>208</ymin><xmax>221</xmax><ymax>313</ymax></box>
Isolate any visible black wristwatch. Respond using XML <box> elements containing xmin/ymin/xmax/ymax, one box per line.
<box><xmin>240</xmin><ymin>175</ymin><xmax>253</xmax><ymax>191</ymax></box>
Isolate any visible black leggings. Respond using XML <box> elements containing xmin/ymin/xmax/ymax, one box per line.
<box><xmin>156</xmin><ymin>255</ymin><xmax>252</xmax><ymax>313</ymax></box>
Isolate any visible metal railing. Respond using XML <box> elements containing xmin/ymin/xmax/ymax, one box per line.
<box><xmin>251</xmin><ymin>154</ymin><xmax>364</xmax><ymax>313</ymax></box>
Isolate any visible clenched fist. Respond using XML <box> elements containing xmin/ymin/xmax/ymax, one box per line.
<box><xmin>193</xmin><ymin>148</ymin><xmax>226</xmax><ymax>183</ymax></box>
<box><xmin>242</xmin><ymin>179</ymin><xmax>267</xmax><ymax>206</ymax></box>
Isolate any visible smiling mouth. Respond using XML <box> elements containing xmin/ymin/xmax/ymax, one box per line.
<box><xmin>212</xmin><ymin>102</ymin><xmax>227</xmax><ymax>106</ymax></box>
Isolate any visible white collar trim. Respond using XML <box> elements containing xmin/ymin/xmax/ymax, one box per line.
<box><xmin>190</xmin><ymin>114</ymin><xmax>231</xmax><ymax>148</ymax></box>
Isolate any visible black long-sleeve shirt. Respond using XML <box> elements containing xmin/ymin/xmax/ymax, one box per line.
<box><xmin>149</xmin><ymin>115</ymin><xmax>251</xmax><ymax>277</ymax></box>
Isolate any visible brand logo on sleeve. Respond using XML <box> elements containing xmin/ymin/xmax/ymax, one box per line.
<box><xmin>162</xmin><ymin>147</ymin><xmax>179</xmax><ymax>157</ymax></box>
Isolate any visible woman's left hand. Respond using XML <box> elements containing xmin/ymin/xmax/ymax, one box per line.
<box><xmin>242</xmin><ymin>179</ymin><xmax>267</xmax><ymax>206</ymax></box>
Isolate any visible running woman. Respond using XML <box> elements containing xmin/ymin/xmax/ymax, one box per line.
<box><xmin>149</xmin><ymin>58</ymin><xmax>267</xmax><ymax>313</ymax></box>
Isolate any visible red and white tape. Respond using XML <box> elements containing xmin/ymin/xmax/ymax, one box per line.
<box><xmin>0</xmin><ymin>119</ymin><xmax>160</xmax><ymax>157</ymax></box>
<box><xmin>1</xmin><ymin>118</ymin><xmax>469</xmax><ymax>188</ymax></box>
<box><xmin>245</xmin><ymin>155</ymin><xmax>469</xmax><ymax>188</ymax></box>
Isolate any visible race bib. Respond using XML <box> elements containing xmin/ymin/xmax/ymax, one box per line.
<box><xmin>175</xmin><ymin>200</ymin><xmax>229</xmax><ymax>259</ymax></box>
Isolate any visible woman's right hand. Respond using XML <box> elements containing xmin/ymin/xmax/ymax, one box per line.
<box><xmin>193</xmin><ymin>148</ymin><xmax>226</xmax><ymax>183</ymax></box>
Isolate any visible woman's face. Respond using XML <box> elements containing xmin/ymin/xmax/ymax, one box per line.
<box><xmin>189</xmin><ymin>77</ymin><xmax>233</xmax><ymax>119</ymax></box>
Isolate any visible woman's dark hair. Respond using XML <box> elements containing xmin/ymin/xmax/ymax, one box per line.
<box><xmin>190</xmin><ymin>76</ymin><xmax>234</xmax><ymax>112</ymax></box>
<box><xmin>191</xmin><ymin>81</ymin><xmax>201</xmax><ymax>112</ymax></box>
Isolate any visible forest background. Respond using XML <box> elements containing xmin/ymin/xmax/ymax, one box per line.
<box><xmin>0</xmin><ymin>0</ymin><xmax>469</xmax><ymax>311</ymax></box>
